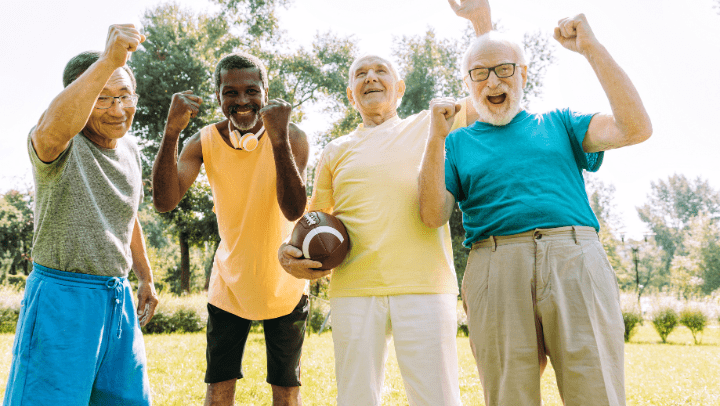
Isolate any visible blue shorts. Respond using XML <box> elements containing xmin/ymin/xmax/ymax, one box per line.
<box><xmin>3</xmin><ymin>263</ymin><xmax>151</xmax><ymax>406</ymax></box>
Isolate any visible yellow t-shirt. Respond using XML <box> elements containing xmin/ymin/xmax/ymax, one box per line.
<box><xmin>311</xmin><ymin>110</ymin><xmax>464</xmax><ymax>298</ymax></box>
<box><xmin>201</xmin><ymin>124</ymin><xmax>306</xmax><ymax>320</ymax></box>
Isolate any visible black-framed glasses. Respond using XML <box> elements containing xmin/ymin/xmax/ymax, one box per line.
<box><xmin>95</xmin><ymin>95</ymin><xmax>140</xmax><ymax>109</ymax></box>
<box><xmin>467</xmin><ymin>63</ymin><xmax>517</xmax><ymax>82</ymax></box>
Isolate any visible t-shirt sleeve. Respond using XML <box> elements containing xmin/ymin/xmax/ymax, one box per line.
<box><xmin>444</xmin><ymin>134</ymin><xmax>465</xmax><ymax>202</ymax></box>
<box><xmin>27</xmin><ymin>128</ymin><xmax>73</xmax><ymax>183</ymax></box>
<box><xmin>560</xmin><ymin>108</ymin><xmax>604</xmax><ymax>172</ymax></box>
<box><xmin>309</xmin><ymin>144</ymin><xmax>336</xmax><ymax>212</ymax></box>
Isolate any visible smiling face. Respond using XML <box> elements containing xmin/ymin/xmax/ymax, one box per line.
<box><xmin>464</xmin><ymin>39</ymin><xmax>527</xmax><ymax>126</ymax></box>
<box><xmin>346</xmin><ymin>56</ymin><xmax>405</xmax><ymax>122</ymax></box>
<box><xmin>216</xmin><ymin>67</ymin><xmax>268</xmax><ymax>132</ymax></box>
<box><xmin>83</xmin><ymin>68</ymin><xmax>136</xmax><ymax>147</ymax></box>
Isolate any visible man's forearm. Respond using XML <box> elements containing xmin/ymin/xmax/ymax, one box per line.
<box><xmin>34</xmin><ymin>59</ymin><xmax>117</xmax><ymax>153</ymax></box>
<box><xmin>152</xmin><ymin>131</ymin><xmax>182</xmax><ymax>212</ymax></box>
<box><xmin>584</xmin><ymin>43</ymin><xmax>652</xmax><ymax>142</ymax></box>
<box><xmin>419</xmin><ymin>135</ymin><xmax>451</xmax><ymax>228</ymax></box>
<box><xmin>272</xmin><ymin>140</ymin><xmax>307</xmax><ymax>221</ymax></box>
<box><xmin>130</xmin><ymin>217</ymin><xmax>154</xmax><ymax>284</ymax></box>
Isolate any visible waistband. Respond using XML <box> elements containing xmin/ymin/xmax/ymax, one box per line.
<box><xmin>471</xmin><ymin>226</ymin><xmax>598</xmax><ymax>251</ymax></box>
<box><xmin>32</xmin><ymin>263</ymin><xmax>128</xmax><ymax>288</ymax></box>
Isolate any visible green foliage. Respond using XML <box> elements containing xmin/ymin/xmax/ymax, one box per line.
<box><xmin>651</xmin><ymin>306</ymin><xmax>679</xmax><ymax>343</ymax></box>
<box><xmin>679</xmin><ymin>308</ymin><xmax>707</xmax><ymax>344</ymax></box>
<box><xmin>457</xmin><ymin>305</ymin><xmax>469</xmax><ymax>337</ymax></box>
<box><xmin>0</xmin><ymin>189</ymin><xmax>34</xmax><ymax>277</ymax></box>
<box><xmin>0</xmin><ymin>285</ymin><xmax>22</xmax><ymax>334</ymax></box>
<box><xmin>307</xmin><ymin>297</ymin><xmax>331</xmax><ymax>334</ymax></box>
<box><xmin>637</xmin><ymin>174</ymin><xmax>720</xmax><ymax>278</ymax></box>
<box><xmin>141</xmin><ymin>292</ymin><xmax>208</xmax><ymax>334</ymax></box>
<box><xmin>623</xmin><ymin>310</ymin><xmax>643</xmax><ymax>342</ymax></box>
<box><xmin>0</xmin><ymin>307</ymin><xmax>19</xmax><ymax>334</ymax></box>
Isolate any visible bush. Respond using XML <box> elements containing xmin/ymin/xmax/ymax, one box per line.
<box><xmin>307</xmin><ymin>297</ymin><xmax>331</xmax><ymax>334</ymax></box>
<box><xmin>6</xmin><ymin>274</ymin><xmax>27</xmax><ymax>289</ymax></box>
<box><xmin>679</xmin><ymin>308</ymin><xmax>707</xmax><ymax>345</ymax></box>
<box><xmin>651</xmin><ymin>307</ymin><xmax>679</xmax><ymax>343</ymax></box>
<box><xmin>623</xmin><ymin>310</ymin><xmax>643</xmax><ymax>342</ymax></box>
<box><xmin>457</xmin><ymin>306</ymin><xmax>469</xmax><ymax>337</ymax></box>
<box><xmin>142</xmin><ymin>307</ymin><xmax>204</xmax><ymax>334</ymax></box>
<box><xmin>0</xmin><ymin>307</ymin><xmax>19</xmax><ymax>333</ymax></box>
<box><xmin>0</xmin><ymin>285</ymin><xmax>23</xmax><ymax>333</ymax></box>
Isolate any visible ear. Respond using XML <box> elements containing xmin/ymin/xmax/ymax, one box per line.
<box><xmin>520</xmin><ymin>65</ymin><xmax>528</xmax><ymax>89</ymax></box>
<box><xmin>346</xmin><ymin>86</ymin><xmax>356</xmax><ymax>109</ymax></box>
<box><xmin>396</xmin><ymin>79</ymin><xmax>406</xmax><ymax>100</ymax></box>
<box><xmin>216</xmin><ymin>90</ymin><xmax>221</xmax><ymax>106</ymax></box>
<box><xmin>264</xmin><ymin>87</ymin><xmax>269</xmax><ymax>104</ymax></box>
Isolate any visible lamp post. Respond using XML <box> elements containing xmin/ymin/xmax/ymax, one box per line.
<box><xmin>621</xmin><ymin>232</ymin><xmax>655</xmax><ymax>304</ymax></box>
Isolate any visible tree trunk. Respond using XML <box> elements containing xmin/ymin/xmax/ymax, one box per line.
<box><xmin>204</xmin><ymin>241</ymin><xmax>218</xmax><ymax>291</ymax></box>
<box><xmin>179</xmin><ymin>230</ymin><xmax>191</xmax><ymax>293</ymax></box>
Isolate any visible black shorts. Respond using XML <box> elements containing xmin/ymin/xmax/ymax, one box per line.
<box><xmin>204</xmin><ymin>295</ymin><xmax>309</xmax><ymax>387</ymax></box>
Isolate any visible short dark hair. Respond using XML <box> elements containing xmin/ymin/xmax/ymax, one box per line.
<box><xmin>214</xmin><ymin>52</ymin><xmax>268</xmax><ymax>91</ymax></box>
<box><xmin>62</xmin><ymin>51</ymin><xmax>137</xmax><ymax>90</ymax></box>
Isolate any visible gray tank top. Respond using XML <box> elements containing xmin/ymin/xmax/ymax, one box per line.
<box><xmin>28</xmin><ymin>131</ymin><xmax>143</xmax><ymax>277</ymax></box>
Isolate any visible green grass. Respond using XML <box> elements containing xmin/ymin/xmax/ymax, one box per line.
<box><xmin>2</xmin><ymin>325</ymin><xmax>720</xmax><ymax>405</ymax></box>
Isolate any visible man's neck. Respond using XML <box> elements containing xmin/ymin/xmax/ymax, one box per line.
<box><xmin>360</xmin><ymin>109</ymin><xmax>399</xmax><ymax>128</ymax></box>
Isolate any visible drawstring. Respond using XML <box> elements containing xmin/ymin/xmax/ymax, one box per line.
<box><xmin>106</xmin><ymin>278</ymin><xmax>123</xmax><ymax>339</ymax></box>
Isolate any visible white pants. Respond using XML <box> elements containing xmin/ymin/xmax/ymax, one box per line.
<box><xmin>330</xmin><ymin>294</ymin><xmax>461</xmax><ymax>406</ymax></box>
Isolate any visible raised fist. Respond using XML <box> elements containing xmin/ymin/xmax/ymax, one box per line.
<box><xmin>102</xmin><ymin>24</ymin><xmax>146</xmax><ymax>68</ymax></box>
<box><xmin>260</xmin><ymin>99</ymin><xmax>292</xmax><ymax>146</ymax></box>
<box><xmin>553</xmin><ymin>14</ymin><xmax>599</xmax><ymax>56</ymax></box>
<box><xmin>165</xmin><ymin>91</ymin><xmax>202</xmax><ymax>136</ymax></box>
<box><xmin>429</xmin><ymin>97</ymin><xmax>461</xmax><ymax>139</ymax></box>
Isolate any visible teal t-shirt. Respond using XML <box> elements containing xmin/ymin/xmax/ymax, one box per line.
<box><xmin>444</xmin><ymin>108</ymin><xmax>603</xmax><ymax>247</ymax></box>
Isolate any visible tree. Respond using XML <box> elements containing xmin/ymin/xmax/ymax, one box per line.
<box><xmin>671</xmin><ymin>213</ymin><xmax>720</xmax><ymax>296</ymax></box>
<box><xmin>0</xmin><ymin>189</ymin><xmax>34</xmax><ymax>276</ymax></box>
<box><xmin>585</xmin><ymin>175</ymin><xmax>627</xmax><ymax>283</ymax></box>
<box><xmin>637</xmin><ymin>174</ymin><xmax>720</xmax><ymax>278</ymax></box>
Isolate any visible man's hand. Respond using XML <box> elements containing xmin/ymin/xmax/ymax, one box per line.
<box><xmin>260</xmin><ymin>99</ymin><xmax>292</xmax><ymax>147</ymax></box>
<box><xmin>278</xmin><ymin>244</ymin><xmax>331</xmax><ymax>280</ymax></box>
<box><xmin>136</xmin><ymin>279</ymin><xmax>159</xmax><ymax>327</ymax></box>
<box><xmin>448</xmin><ymin>0</ymin><xmax>490</xmax><ymax>21</ymax></box>
<box><xmin>165</xmin><ymin>91</ymin><xmax>202</xmax><ymax>137</ymax></box>
<box><xmin>101</xmin><ymin>24</ymin><xmax>146</xmax><ymax>68</ymax></box>
<box><xmin>429</xmin><ymin>98</ymin><xmax>461</xmax><ymax>140</ymax></box>
<box><xmin>553</xmin><ymin>14</ymin><xmax>600</xmax><ymax>57</ymax></box>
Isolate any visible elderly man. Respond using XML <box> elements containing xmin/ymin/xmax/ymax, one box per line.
<box><xmin>4</xmin><ymin>25</ymin><xmax>159</xmax><ymax>405</ymax></box>
<box><xmin>418</xmin><ymin>14</ymin><xmax>652</xmax><ymax>406</ymax></box>
<box><xmin>277</xmin><ymin>1</ymin><xmax>490</xmax><ymax>405</ymax></box>
<box><xmin>152</xmin><ymin>52</ymin><xmax>310</xmax><ymax>406</ymax></box>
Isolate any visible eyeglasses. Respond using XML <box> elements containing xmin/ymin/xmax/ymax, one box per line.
<box><xmin>467</xmin><ymin>63</ymin><xmax>517</xmax><ymax>82</ymax></box>
<box><xmin>95</xmin><ymin>95</ymin><xmax>140</xmax><ymax>109</ymax></box>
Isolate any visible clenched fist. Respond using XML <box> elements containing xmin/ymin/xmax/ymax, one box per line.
<box><xmin>102</xmin><ymin>24</ymin><xmax>146</xmax><ymax>69</ymax></box>
<box><xmin>165</xmin><ymin>91</ymin><xmax>202</xmax><ymax>137</ymax></box>
<box><xmin>553</xmin><ymin>14</ymin><xmax>600</xmax><ymax>56</ymax></box>
<box><xmin>260</xmin><ymin>99</ymin><xmax>292</xmax><ymax>146</ymax></box>
<box><xmin>429</xmin><ymin>97</ymin><xmax>462</xmax><ymax>140</ymax></box>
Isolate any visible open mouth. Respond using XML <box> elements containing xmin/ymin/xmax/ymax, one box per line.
<box><xmin>487</xmin><ymin>94</ymin><xmax>507</xmax><ymax>105</ymax></box>
<box><xmin>230</xmin><ymin>105</ymin><xmax>259</xmax><ymax>116</ymax></box>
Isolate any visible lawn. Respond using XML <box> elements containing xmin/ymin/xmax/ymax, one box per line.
<box><xmin>1</xmin><ymin>325</ymin><xmax>719</xmax><ymax>405</ymax></box>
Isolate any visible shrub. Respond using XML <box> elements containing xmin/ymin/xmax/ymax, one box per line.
<box><xmin>6</xmin><ymin>274</ymin><xmax>27</xmax><ymax>289</ymax></box>
<box><xmin>679</xmin><ymin>308</ymin><xmax>707</xmax><ymax>345</ymax></box>
<box><xmin>622</xmin><ymin>310</ymin><xmax>643</xmax><ymax>342</ymax></box>
<box><xmin>307</xmin><ymin>297</ymin><xmax>331</xmax><ymax>334</ymax></box>
<box><xmin>651</xmin><ymin>307</ymin><xmax>679</xmax><ymax>343</ymax></box>
<box><xmin>457</xmin><ymin>306</ymin><xmax>469</xmax><ymax>337</ymax></box>
<box><xmin>140</xmin><ymin>291</ymin><xmax>208</xmax><ymax>334</ymax></box>
<box><xmin>0</xmin><ymin>285</ymin><xmax>23</xmax><ymax>334</ymax></box>
<box><xmin>0</xmin><ymin>307</ymin><xmax>19</xmax><ymax>333</ymax></box>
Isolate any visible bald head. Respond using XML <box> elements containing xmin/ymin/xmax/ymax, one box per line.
<box><xmin>348</xmin><ymin>54</ymin><xmax>400</xmax><ymax>87</ymax></box>
<box><xmin>461</xmin><ymin>32</ymin><xmax>526</xmax><ymax>77</ymax></box>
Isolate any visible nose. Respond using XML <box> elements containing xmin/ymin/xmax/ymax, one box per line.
<box><xmin>486</xmin><ymin>70</ymin><xmax>502</xmax><ymax>87</ymax></box>
<box><xmin>106</xmin><ymin>99</ymin><xmax>127</xmax><ymax>117</ymax></box>
<box><xmin>364</xmin><ymin>69</ymin><xmax>379</xmax><ymax>83</ymax></box>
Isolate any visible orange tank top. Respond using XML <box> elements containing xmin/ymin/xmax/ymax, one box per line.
<box><xmin>201</xmin><ymin>124</ymin><xmax>306</xmax><ymax>320</ymax></box>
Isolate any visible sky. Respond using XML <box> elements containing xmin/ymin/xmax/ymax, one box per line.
<box><xmin>1</xmin><ymin>0</ymin><xmax>719</xmax><ymax>239</ymax></box>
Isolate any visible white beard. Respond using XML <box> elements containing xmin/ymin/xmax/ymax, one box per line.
<box><xmin>230</xmin><ymin>114</ymin><xmax>260</xmax><ymax>131</ymax></box>
<box><xmin>472</xmin><ymin>83</ymin><xmax>523</xmax><ymax>126</ymax></box>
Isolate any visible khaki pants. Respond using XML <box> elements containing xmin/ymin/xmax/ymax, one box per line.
<box><xmin>462</xmin><ymin>226</ymin><xmax>625</xmax><ymax>406</ymax></box>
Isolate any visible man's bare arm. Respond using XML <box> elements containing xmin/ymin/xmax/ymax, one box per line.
<box><xmin>152</xmin><ymin>91</ymin><xmax>204</xmax><ymax>212</ymax></box>
<box><xmin>32</xmin><ymin>25</ymin><xmax>145</xmax><ymax>163</ymax></box>
<box><xmin>130</xmin><ymin>216</ymin><xmax>159</xmax><ymax>326</ymax></box>
<box><xmin>262</xmin><ymin>99</ymin><xmax>308</xmax><ymax>221</ymax></box>
<box><xmin>554</xmin><ymin>14</ymin><xmax>652</xmax><ymax>153</ymax></box>
<box><xmin>448</xmin><ymin>0</ymin><xmax>492</xmax><ymax>36</ymax></box>
<box><xmin>419</xmin><ymin>98</ymin><xmax>461</xmax><ymax>228</ymax></box>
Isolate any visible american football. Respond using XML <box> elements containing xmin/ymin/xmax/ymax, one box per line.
<box><xmin>289</xmin><ymin>211</ymin><xmax>350</xmax><ymax>270</ymax></box>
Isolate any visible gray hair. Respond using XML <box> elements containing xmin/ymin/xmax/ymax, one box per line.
<box><xmin>214</xmin><ymin>52</ymin><xmax>269</xmax><ymax>91</ymax></box>
<box><xmin>461</xmin><ymin>32</ymin><xmax>526</xmax><ymax>77</ymax></box>
<box><xmin>347</xmin><ymin>54</ymin><xmax>400</xmax><ymax>87</ymax></box>
<box><xmin>62</xmin><ymin>51</ymin><xmax>137</xmax><ymax>89</ymax></box>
